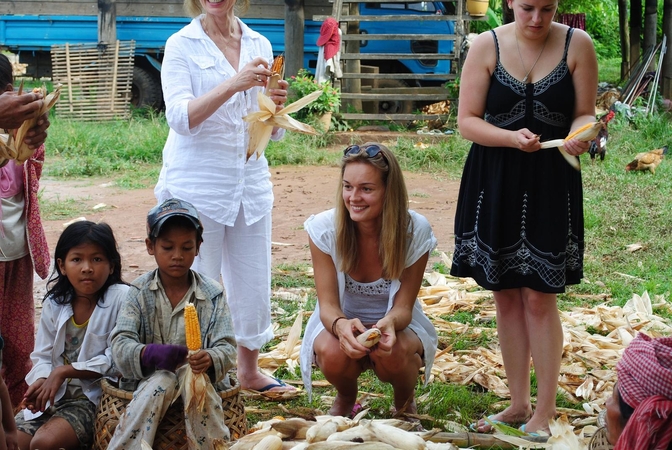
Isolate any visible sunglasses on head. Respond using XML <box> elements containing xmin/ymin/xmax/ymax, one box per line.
<box><xmin>343</xmin><ymin>144</ymin><xmax>386</xmax><ymax>160</ymax></box>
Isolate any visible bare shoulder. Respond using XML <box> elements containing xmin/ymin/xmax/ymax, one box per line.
<box><xmin>568</xmin><ymin>27</ymin><xmax>594</xmax><ymax>46</ymax></box>
<box><xmin>465</xmin><ymin>26</ymin><xmax>500</xmax><ymax>68</ymax></box>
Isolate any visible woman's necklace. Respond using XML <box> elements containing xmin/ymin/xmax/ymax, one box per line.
<box><xmin>515</xmin><ymin>29</ymin><xmax>550</xmax><ymax>83</ymax></box>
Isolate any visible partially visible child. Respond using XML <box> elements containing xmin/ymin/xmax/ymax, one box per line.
<box><xmin>1</xmin><ymin>334</ymin><xmax>19</xmax><ymax>450</ymax></box>
<box><xmin>14</xmin><ymin>221</ymin><xmax>128</xmax><ymax>450</ymax></box>
<box><xmin>0</xmin><ymin>52</ymin><xmax>51</xmax><ymax>408</ymax></box>
<box><xmin>108</xmin><ymin>198</ymin><xmax>237</xmax><ymax>449</ymax></box>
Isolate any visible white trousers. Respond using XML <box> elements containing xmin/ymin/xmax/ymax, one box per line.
<box><xmin>192</xmin><ymin>207</ymin><xmax>274</xmax><ymax>350</ymax></box>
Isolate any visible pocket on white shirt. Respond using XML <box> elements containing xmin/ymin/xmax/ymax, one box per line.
<box><xmin>189</xmin><ymin>55</ymin><xmax>216</xmax><ymax>70</ymax></box>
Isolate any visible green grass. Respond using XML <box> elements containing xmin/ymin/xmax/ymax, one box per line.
<box><xmin>39</xmin><ymin>98</ymin><xmax>672</xmax><ymax>440</ymax></box>
<box><xmin>38</xmin><ymin>195</ymin><xmax>90</xmax><ymax>220</ymax></box>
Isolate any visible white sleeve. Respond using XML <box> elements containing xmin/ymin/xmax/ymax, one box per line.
<box><xmin>406</xmin><ymin>211</ymin><xmax>438</xmax><ymax>267</ymax></box>
<box><xmin>304</xmin><ymin>209</ymin><xmax>336</xmax><ymax>255</ymax></box>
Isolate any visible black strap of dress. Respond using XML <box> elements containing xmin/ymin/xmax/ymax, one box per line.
<box><xmin>490</xmin><ymin>27</ymin><xmax>575</xmax><ymax>67</ymax></box>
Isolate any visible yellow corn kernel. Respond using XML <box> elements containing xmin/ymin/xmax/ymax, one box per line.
<box><xmin>184</xmin><ymin>303</ymin><xmax>202</xmax><ymax>351</ymax></box>
<box><xmin>565</xmin><ymin>121</ymin><xmax>602</xmax><ymax>142</ymax></box>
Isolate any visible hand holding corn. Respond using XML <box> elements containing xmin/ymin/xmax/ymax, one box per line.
<box><xmin>244</xmin><ymin>55</ymin><xmax>322</xmax><ymax>161</ymax></box>
<box><xmin>539</xmin><ymin>120</ymin><xmax>605</xmax><ymax>170</ymax></box>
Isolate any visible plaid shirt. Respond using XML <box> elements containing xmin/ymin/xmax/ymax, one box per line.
<box><xmin>111</xmin><ymin>269</ymin><xmax>236</xmax><ymax>389</ymax></box>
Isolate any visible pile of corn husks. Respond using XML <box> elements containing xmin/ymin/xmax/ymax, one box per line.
<box><xmin>255</xmin><ymin>253</ymin><xmax>672</xmax><ymax>448</ymax></box>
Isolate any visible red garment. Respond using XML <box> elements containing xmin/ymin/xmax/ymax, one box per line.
<box><xmin>0</xmin><ymin>144</ymin><xmax>48</xmax><ymax>406</ymax></box>
<box><xmin>317</xmin><ymin>17</ymin><xmax>341</xmax><ymax>61</ymax></box>
<box><xmin>25</xmin><ymin>144</ymin><xmax>50</xmax><ymax>279</ymax></box>
<box><xmin>616</xmin><ymin>333</ymin><xmax>672</xmax><ymax>409</ymax></box>
<box><xmin>614</xmin><ymin>396</ymin><xmax>672</xmax><ymax>450</ymax></box>
<box><xmin>0</xmin><ymin>254</ymin><xmax>34</xmax><ymax>406</ymax></box>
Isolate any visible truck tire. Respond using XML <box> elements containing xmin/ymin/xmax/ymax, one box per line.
<box><xmin>131</xmin><ymin>66</ymin><xmax>163</xmax><ymax>109</ymax></box>
<box><xmin>377</xmin><ymin>79</ymin><xmax>414</xmax><ymax>116</ymax></box>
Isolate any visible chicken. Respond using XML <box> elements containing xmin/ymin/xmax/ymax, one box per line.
<box><xmin>625</xmin><ymin>146</ymin><xmax>668</xmax><ymax>174</ymax></box>
<box><xmin>588</xmin><ymin>110</ymin><xmax>615</xmax><ymax>162</ymax></box>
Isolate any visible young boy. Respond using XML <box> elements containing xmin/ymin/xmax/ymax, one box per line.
<box><xmin>108</xmin><ymin>198</ymin><xmax>237</xmax><ymax>449</ymax></box>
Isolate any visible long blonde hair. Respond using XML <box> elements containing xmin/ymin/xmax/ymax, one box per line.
<box><xmin>183</xmin><ymin>0</ymin><xmax>250</xmax><ymax>18</ymax></box>
<box><xmin>335</xmin><ymin>143</ymin><xmax>410</xmax><ymax>280</ymax></box>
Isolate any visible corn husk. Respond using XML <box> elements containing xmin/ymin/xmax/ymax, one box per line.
<box><xmin>539</xmin><ymin>121</ymin><xmax>605</xmax><ymax>171</ymax></box>
<box><xmin>12</xmin><ymin>83</ymin><xmax>62</xmax><ymax>163</ymax></box>
<box><xmin>244</xmin><ymin>90</ymin><xmax>322</xmax><ymax>161</ymax></box>
<box><xmin>178</xmin><ymin>352</ymin><xmax>209</xmax><ymax>414</ymax></box>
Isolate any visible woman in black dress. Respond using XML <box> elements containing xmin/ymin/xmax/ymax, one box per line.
<box><xmin>451</xmin><ymin>0</ymin><xmax>598</xmax><ymax>435</ymax></box>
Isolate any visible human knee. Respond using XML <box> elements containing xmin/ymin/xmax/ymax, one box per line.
<box><xmin>29</xmin><ymin>435</ymin><xmax>62</xmax><ymax>450</ymax></box>
<box><xmin>524</xmin><ymin>294</ymin><xmax>558</xmax><ymax>318</ymax></box>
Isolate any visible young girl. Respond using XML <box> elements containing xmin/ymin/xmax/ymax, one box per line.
<box><xmin>14</xmin><ymin>221</ymin><xmax>128</xmax><ymax>450</ymax></box>
<box><xmin>0</xmin><ymin>52</ymin><xmax>51</xmax><ymax>408</ymax></box>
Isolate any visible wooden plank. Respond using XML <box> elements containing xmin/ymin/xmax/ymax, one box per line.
<box><xmin>340</xmin><ymin>34</ymin><xmax>456</xmax><ymax>40</ymax></box>
<box><xmin>322</xmin><ymin>14</ymin><xmax>453</xmax><ymax>21</ymax></box>
<box><xmin>340</xmin><ymin>92</ymin><xmax>448</xmax><ymax>100</ymax></box>
<box><xmin>341</xmin><ymin>113</ymin><xmax>449</xmax><ymax>120</ymax></box>
<box><xmin>0</xmin><ymin>0</ymin><xmax>330</xmax><ymax>19</ymax></box>
<box><xmin>314</xmin><ymin>13</ymin><xmax>481</xmax><ymax>21</ymax></box>
<box><xmin>340</xmin><ymin>52</ymin><xmax>454</xmax><ymax>60</ymax></box>
<box><xmin>341</xmin><ymin>72</ymin><xmax>455</xmax><ymax>80</ymax></box>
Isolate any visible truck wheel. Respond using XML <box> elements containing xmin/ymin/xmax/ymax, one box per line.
<box><xmin>131</xmin><ymin>67</ymin><xmax>163</xmax><ymax>109</ymax></box>
<box><xmin>377</xmin><ymin>79</ymin><xmax>414</xmax><ymax>116</ymax></box>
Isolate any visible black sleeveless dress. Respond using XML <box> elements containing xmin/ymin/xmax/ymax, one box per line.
<box><xmin>450</xmin><ymin>28</ymin><xmax>583</xmax><ymax>294</ymax></box>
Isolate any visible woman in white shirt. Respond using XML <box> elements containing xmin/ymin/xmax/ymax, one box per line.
<box><xmin>300</xmin><ymin>143</ymin><xmax>438</xmax><ymax>418</ymax></box>
<box><xmin>155</xmin><ymin>0</ymin><xmax>293</xmax><ymax>394</ymax></box>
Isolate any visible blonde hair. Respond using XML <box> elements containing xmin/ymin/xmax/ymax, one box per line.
<box><xmin>183</xmin><ymin>0</ymin><xmax>250</xmax><ymax>17</ymax></box>
<box><xmin>335</xmin><ymin>143</ymin><xmax>410</xmax><ymax>280</ymax></box>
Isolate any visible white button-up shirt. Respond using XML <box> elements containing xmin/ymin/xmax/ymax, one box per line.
<box><xmin>156</xmin><ymin>15</ymin><xmax>283</xmax><ymax>226</ymax></box>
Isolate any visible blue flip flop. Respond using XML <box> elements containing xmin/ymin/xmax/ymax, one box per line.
<box><xmin>257</xmin><ymin>377</ymin><xmax>289</xmax><ymax>392</ymax></box>
<box><xmin>519</xmin><ymin>423</ymin><xmax>547</xmax><ymax>437</ymax></box>
<box><xmin>469</xmin><ymin>415</ymin><xmax>513</xmax><ymax>433</ymax></box>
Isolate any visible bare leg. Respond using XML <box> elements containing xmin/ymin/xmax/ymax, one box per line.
<box><xmin>314</xmin><ymin>330</ymin><xmax>364</xmax><ymax>417</ymax></box>
<box><xmin>29</xmin><ymin>417</ymin><xmax>80</xmax><ymax>450</ymax></box>
<box><xmin>237</xmin><ymin>346</ymin><xmax>295</xmax><ymax>392</ymax></box>
<box><xmin>520</xmin><ymin>288</ymin><xmax>561</xmax><ymax>433</ymax></box>
<box><xmin>475</xmin><ymin>289</ymin><xmax>533</xmax><ymax>432</ymax></box>
<box><xmin>371</xmin><ymin>328</ymin><xmax>423</xmax><ymax>412</ymax></box>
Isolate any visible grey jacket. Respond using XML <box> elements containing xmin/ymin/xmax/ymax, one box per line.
<box><xmin>111</xmin><ymin>269</ymin><xmax>237</xmax><ymax>390</ymax></box>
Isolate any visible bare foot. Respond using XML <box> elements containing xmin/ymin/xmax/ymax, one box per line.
<box><xmin>472</xmin><ymin>406</ymin><xmax>533</xmax><ymax>433</ymax></box>
<box><xmin>328</xmin><ymin>393</ymin><xmax>358</xmax><ymax>417</ymax></box>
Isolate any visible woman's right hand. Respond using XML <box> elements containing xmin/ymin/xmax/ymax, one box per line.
<box><xmin>233</xmin><ymin>57</ymin><xmax>272</xmax><ymax>93</ymax></box>
<box><xmin>512</xmin><ymin>128</ymin><xmax>542</xmax><ymax>152</ymax></box>
<box><xmin>334</xmin><ymin>318</ymin><xmax>370</xmax><ymax>359</ymax></box>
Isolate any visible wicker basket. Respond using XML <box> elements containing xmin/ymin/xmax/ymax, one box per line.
<box><xmin>588</xmin><ymin>427</ymin><xmax>614</xmax><ymax>450</ymax></box>
<box><xmin>93</xmin><ymin>378</ymin><xmax>247</xmax><ymax>449</ymax></box>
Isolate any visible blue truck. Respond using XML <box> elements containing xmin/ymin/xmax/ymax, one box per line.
<box><xmin>0</xmin><ymin>0</ymin><xmax>456</xmax><ymax>112</ymax></box>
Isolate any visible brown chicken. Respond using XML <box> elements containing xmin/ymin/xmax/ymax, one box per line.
<box><xmin>625</xmin><ymin>145</ymin><xmax>668</xmax><ymax>174</ymax></box>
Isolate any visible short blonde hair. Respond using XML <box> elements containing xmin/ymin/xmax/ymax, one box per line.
<box><xmin>335</xmin><ymin>143</ymin><xmax>410</xmax><ymax>280</ymax></box>
<box><xmin>183</xmin><ymin>0</ymin><xmax>250</xmax><ymax>17</ymax></box>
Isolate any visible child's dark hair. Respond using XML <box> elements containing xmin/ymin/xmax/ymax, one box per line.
<box><xmin>45</xmin><ymin>221</ymin><xmax>125</xmax><ymax>305</ymax></box>
<box><xmin>0</xmin><ymin>54</ymin><xmax>13</xmax><ymax>90</ymax></box>
<box><xmin>149</xmin><ymin>216</ymin><xmax>203</xmax><ymax>244</ymax></box>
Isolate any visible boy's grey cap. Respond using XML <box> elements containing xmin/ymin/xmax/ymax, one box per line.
<box><xmin>147</xmin><ymin>198</ymin><xmax>202</xmax><ymax>238</ymax></box>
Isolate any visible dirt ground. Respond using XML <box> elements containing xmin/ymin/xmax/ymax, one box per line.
<box><xmin>34</xmin><ymin>164</ymin><xmax>460</xmax><ymax>299</ymax></box>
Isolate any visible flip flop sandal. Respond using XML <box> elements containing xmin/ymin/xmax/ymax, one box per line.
<box><xmin>469</xmin><ymin>415</ymin><xmax>513</xmax><ymax>433</ymax></box>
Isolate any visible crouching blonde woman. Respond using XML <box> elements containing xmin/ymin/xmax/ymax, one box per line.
<box><xmin>299</xmin><ymin>143</ymin><xmax>438</xmax><ymax>419</ymax></box>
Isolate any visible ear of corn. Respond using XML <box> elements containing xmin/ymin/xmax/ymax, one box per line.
<box><xmin>266</xmin><ymin>55</ymin><xmax>285</xmax><ymax>92</ymax></box>
<box><xmin>565</xmin><ymin>121</ymin><xmax>603</xmax><ymax>142</ymax></box>
<box><xmin>184</xmin><ymin>303</ymin><xmax>202</xmax><ymax>351</ymax></box>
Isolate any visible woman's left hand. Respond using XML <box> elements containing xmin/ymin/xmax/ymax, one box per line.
<box><xmin>268</xmin><ymin>79</ymin><xmax>289</xmax><ymax>112</ymax></box>
<box><xmin>562</xmin><ymin>137</ymin><xmax>590</xmax><ymax>156</ymax></box>
<box><xmin>372</xmin><ymin>318</ymin><xmax>397</xmax><ymax>354</ymax></box>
